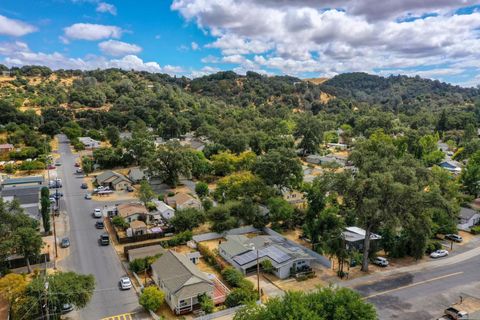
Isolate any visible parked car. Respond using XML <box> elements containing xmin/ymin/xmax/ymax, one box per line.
<box><xmin>76</xmin><ymin>168</ymin><xmax>83</xmax><ymax>174</ymax></box>
<box><xmin>74</xmin><ymin>162</ymin><xmax>80</xmax><ymax>167</ymax></box>
<box><xmin>372</xmin><ymin>257</ymin><xmax>389</xmax><ymax>267</ymax></box>
<box><xmin>55</xmin><ymin>161</ymin><xmax>61</xmax><ymax>166</ymax></box>
<box><xmin>119</xmin><ymin>277</ymin><xmax>132</xmax><ymax>290</ymax></box>
<box><xmin>95</xmin><ymin>220</ymin><xmax>104</xmax><ymax>229</ymax></box>
<box><xmin>53</xmin><ymin>192</ymin><xmax>63</xmax><ymax>200</ymax></box>
<box><xmin>99</xmin><ymin>233</ymin><xmax>110</xmax><ymax>245</ymax></box>
<box><xmin>49</xmin><ymin>196</ymin><xmax>56</xmax><ymax>203</ymax></box>
<box><xmin>47</xmin><ymin>164</ymin><xmax>56</xmax><ymax>170</ymax></box>
<box><xmin>49</xmin><ymin>179</ymin><xmax>62</xmax><ymax>188</ymax></box>
<box><xmin>430</xmin><ymin>249</ymin><xmax>449</xmax><ymax>258</ymax></box>
<box><xmin>445</xmin><ymin>234</ymin><xmax>463</xmax><ymax>242</ymax></box>
<box><xmin>81</xmin><ymin>183</ymin><xmax>88</xmax><ymax>189</ymax></box>
<box><xmin>126</xmin><ymin>185</ymin><xmax>134</xmax><ymax>192</ymax></box>
<box><xmin>60</xmin><ymin>237</ymin><xmax>70</xmax><ymax>248</ymax></box>
<box><xmin>84</xmin><ymin>193</ymin><xmax>92</xmax><ymax>200</ymax></box>
<box><xmin>61</xmin><ymin>303</ymin><xmax>74</xmax><ymax>314</ymax></box>
<box><xmin>93</xmin><ymin>208</ymin><xmax>102</xmax><ymax>218</ymax></box>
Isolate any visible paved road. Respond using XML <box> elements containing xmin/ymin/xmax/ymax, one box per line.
<box><xmin>55</xmin><ymin>135</ymin><xmax>143</xmax><ymax>320</ymax></box>
<box><xmin>346</xmin><ymin>254</ymin><xmax>480</xmax><ymax>319</ymax></box>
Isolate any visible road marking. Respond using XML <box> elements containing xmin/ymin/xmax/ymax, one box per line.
<box><xmin>363</xmin><ymin>271</ymin><xmax>464</xmax><ymax>299</ymax></box>
<box><xmin>100</xmin><ymin>313</ymin><xmax>133</xmax><ymax>320</ymax></box>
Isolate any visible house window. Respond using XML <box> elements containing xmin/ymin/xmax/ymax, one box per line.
<box><xmin>179</xmin><ymin>299</ymin><xmax>188</xmax><ymax>307</ymax></box>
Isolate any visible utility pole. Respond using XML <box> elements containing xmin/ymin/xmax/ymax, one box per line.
<box><xmin>256</xmin><ymin>248</ymin><xmax>260</xmax><ymax>300</ymax></box>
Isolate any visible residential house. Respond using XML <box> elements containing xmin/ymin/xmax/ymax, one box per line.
<box><xmin>119</xmin><ymin>131</ymin><xmax>132</xmax><ymax>140</ymax></box>
<box><xmin>282</xmin><ymin>189</ymin><xmax>307</xmax><ymax>209</ymax></box>
<box><xmin>128</xmin><ymin>167</ymin><xmax>146</xmax><ymax>183</ymax></box>
<box><xmin>457</xmin><ymin>207</ymin><xmax>480</xmax><ymax>231</ymax></box>
<box><xmin>219</xmin><ymin>235</ymin><xmax>315</xmax><ymax>279</ymax></box>
<box><xmin>2</xmin><ymin>176</ymin><xmax>43</xmax><ymax>187</ymax></box>
<box><xmin>305</xmin><ymin>154</ymin><xmax>322</xmax><ymax>165</ymax></box>
<box><xmin>1</xmin><ymin>185</ymin><xmax>41</xmax><ymax>220</ymax></box>
<box><xmin>78</xmin><ymin>137</ymin><xmax>101</xmax><ymax>149</ymax></box>
<box><xmin>95</xmin><ymin>171</ymin><xmax>132</xmax><ymax>191</ymax></box>
<box><xmin>117</xmin><ymin>202</ymin><xmax>149</xmax><ymax>223</ymax></box>
<box><xmin>165</xmin><ymin>193</ymin><xmax>202</xmax><ymax>210</ymax></box>
<box><xmin>151</xmin><ymin>200</ymin><xmax>175</xmax><ymax>221</ymax></box>
<box><xmin>127</xmin><ymin>244</ymin><xmax>166</xmax><ymax>262</ymax></box>
<box><xmin>439</xmin><ymin>161</ymin><xmax>462</xmax><ymax>174</ymax></box>
<box><xmin>151</xmin><ymin>250</ymin><xmax>215</xmax><ymax>314</ymax></box>
<box><xmin>327</xmin><ymin>142</ymin><xmax>348</xmax><ymax>150</ymax></box>
<box><xmin>0</xmin><ymin>176</ymin><xmax>44</xmax><ymax>221</ymax></box>
<box><xmin>342</xmin><ymin>226</ymin><xmax>382</xmax><ymax>251</ymax></box>
<box><xmin>129</xmin><ymin>220</ymin><xmax>147</xmax><ymax>236</ymax></box>
<box><xmin>0</xmin><ymin>143</ymin><xmax>14</xmax><ymax>155</ymax></box>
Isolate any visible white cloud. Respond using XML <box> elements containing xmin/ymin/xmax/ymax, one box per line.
<box><xmin>191</xmin><ymin>42</ymin><xmax>199</xmax><ymax>50</ymax></box>
<box><xmin>0</xmin><ymin>41</ymin><xmax>182</xmax><ymax>75</ymax></box>
<box><xmin>0</xmin><ymin>15</ymin><xmax>37</xmax><ymax>37</ymax></box>
<box><xmin>96</xmin><ymin>2</ymin><xmax>117</xmax><ymax>15</ymax></box>
<box><xmin>99</xmin><ymin>40</ymin><xmax>142</xmax><ymax>56</ymax></box>
<box><xmin>64</xmin><ymin>23</ymin><xmax>123</xmax><ymax>41</ymax></box>
<box><xmin>189</xmin><ymin>66</ymin><xmax>220</xmax><ymax>78</ymax></box>
<box><xmin>171</xmin><ymin>0</ymin><xmax>480</xmax><ymax>81</ymax></box>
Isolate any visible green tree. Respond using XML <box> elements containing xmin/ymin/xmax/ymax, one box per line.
<box><xmin>82</xmin><ymin>156</ymin><xmax>94</xmax><ymax>175</ymax></box>
<box><xmin>214</xmin><ymin>171</ymin><xmax>270</xmax><ymax>202</ymax></box>
<box><xmin>40</xmin><ymin>193</ymin><xmax>51</xmax><ymax>233</ymax></box>
<box><xmin>461</xmin><ymin>151</ymin><xmax>480</xmax><ymax>197</ymax></box>
<box><xmin>139</xmin><ymin>286</ymin><xmax>165</xmax><ymax>311</ymax></box>
<box><xmin>148</xmin><ymin>142</ymin><xmax>191</xmax><ymax>187</ymax></box>
<box><xmin>254</xmin><ymin>148</ymin><xmax>303</xmax><ymax>189</ymax></box>
<box><xmin>198</xmin><ymin>293</ymin><xmax>215</xmax><ymax>314</ymax></box>
<box><xmin>25</xmin><ymin>271</ymin><xmax>95</xmax><ymax>318</ymax></box>
<box><xmin>138</xmin><ymin>180</ymin><xmax>155</xmax><ymax>205</ymax></box>
<box><xmin>294</xmin><ymin>115</ymin><xmax>323</xmax><ymax>156</ymax></box>
<box><xmin>267</xmin><ymin>197</ymin><xmax>294</xmax><ymax>229</ymax></box>
<box><xmin>234</xmin><ymin>287</ymin><xmax>376</xmax><ymax>320</ymax></box>
<box><xmin>105</xmin><ymin>125</ymin><xmax>120</xmax><ymax>147</ymax></box>
<box><xmin>15</xmin><ymin>227</ymin><xmax>43</xmax><ymax>273</ymax></box>
<box><xmin>170</xmin><ymin>208</ymin><xmax>205</xmax><ymax>232</ymax></box>
<box><xmin>195</xmin><ymin>181</ymin><xmax>209</xmax><ymax>198</ymax></box>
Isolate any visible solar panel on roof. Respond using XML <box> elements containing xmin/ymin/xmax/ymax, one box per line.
<box><xmin>233</xmin><ymin>250</ymin><xmax>257</xmax><ymax>266</ymax></box>
<box><xmin>261</xmin><ymin>246</ymin><xmax>290</xmax><ymax>264</ymax></box>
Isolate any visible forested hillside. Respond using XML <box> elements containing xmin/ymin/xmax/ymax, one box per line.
<box><xmin>320</xmin><ymin>72</ymin><xmax>480</xmax><ymax>113</ymax></box>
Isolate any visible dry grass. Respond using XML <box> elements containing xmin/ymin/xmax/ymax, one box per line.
<box><xmin>304</xmin><ymin>78</ymin><xmax>329</xmax><ymax>85</ymax></box>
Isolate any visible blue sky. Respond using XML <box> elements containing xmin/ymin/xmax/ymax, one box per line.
<box><xmin>1</xmin><ymin>1</ymin><xmax>480</xmax><ymax>86</ymax></box>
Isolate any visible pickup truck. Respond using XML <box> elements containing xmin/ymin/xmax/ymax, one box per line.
<box><xmin>438</xmin><ymin>307</ymin><xmax>469</xmax><ymax>320</ymax></box>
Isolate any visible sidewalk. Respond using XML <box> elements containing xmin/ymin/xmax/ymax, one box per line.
<box><xmin>339</xmin><ymin>245</ymin><xmax>480</xmax><ymax>288</ymax></box>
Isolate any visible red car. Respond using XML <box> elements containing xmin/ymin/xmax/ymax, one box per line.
<box><xmin>74</xmin><ymin>163</ymin><xmax>80</xmax><ymax>167</ymax></box>
<box><xmin>47</xmin><ymin>165</ymin><xmax>56</xmax><ymax>170</ymax></box>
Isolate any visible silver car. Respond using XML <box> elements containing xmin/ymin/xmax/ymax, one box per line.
<box><xmin>119</xmin><ymin>277</ymin><xmax>132</xmax><ymax>290</ymax></box>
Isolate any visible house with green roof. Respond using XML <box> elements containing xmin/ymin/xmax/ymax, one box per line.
<box><xmin>151</xmin><ymin>250</ymin><xmax>221</xmax><ymax>314</ymax></box>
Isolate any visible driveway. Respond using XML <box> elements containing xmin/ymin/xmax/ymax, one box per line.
<box><xmin>55</xmin><ymin>135</ymin><xmax>147</xmax><ymax>320</ymax></box>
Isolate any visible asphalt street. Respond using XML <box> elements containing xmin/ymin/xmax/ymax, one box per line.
<box><xmin>349</xmin><ymin>255</ymin><xmax>480</xmax><ymax>319</ymax></box>
<box><xmin>55</xmin><ymin>135</ymin><xmax>143</xmax><ymax>320</ymax></box>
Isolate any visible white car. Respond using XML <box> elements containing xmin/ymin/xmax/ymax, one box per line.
<box><xmin>119</xmin><ymin>277</ymin><xmax>132</xmax><ymax>290</ymax></box>
<box><xmin>93</xmin><ymin>208</ymin><xmax>102</xmax><ymax>218</ymax></box>
<box><xmin>430</xmin><ymin>249</ymin><xmax>449</xmax><ymax>258</ymax></box>
<box><xmin>372</xmin><ymin>257</ymin><xmax>389</xmax><ymax>267</ymax></box>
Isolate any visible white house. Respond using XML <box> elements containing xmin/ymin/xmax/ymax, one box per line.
<box><xmin>152</xmin><ymin>200</ymin><xmax>176</xmax><ymax>220</ymax></box>
<box><xmin>78</xmin><ymin>137</ymin><xmax>101</xmax><ymax>149</ymax></box>
<box><xmin>219</xmin><ymin>235</ymin><xmax>315</xmax><ymax>279</ymax></box>
<box><xmin>458</xmin><ymin>207</ymin><xmax>480</xmax><ymax>231</ymax></box>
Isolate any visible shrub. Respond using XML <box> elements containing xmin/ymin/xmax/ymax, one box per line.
<box><xmin>471</xmin><ymin>226</ymin><xmax>480</xmax><ymax>235</ymax></box>
<box><xmin>139</xmin><ymin>286</ymin><xmax>164</xmax><ymax>311</ymax></box>
<box><xmin>3</xmin><ymin>164</ymin><xmax>15</xmax><ymax>174</ymax></box>
<box><xmin>221</xmin><ymin>267</ymin><xmax>245</xmax><ymax>287</ymax></box>
<box><xmin>195</xmin><ymin>182</ymin><xmax>209</xmax><ymax>198</ymax></box>
<box><xmin>129</xmin><ymin>258</ymin><xmax>147</xmax><ymax>273</ymax></box>
<box><xmin>425</xmin><ymin>240</ymin><xmax>442</xmax><ymax>254</ymax></box>
<box><xmin>202</xmin><ymin>198</ymin><xmax>213</xmax><ymax>211</ymax></box>
<box><xmin>166</xmin><ymin>230</ymin><xmax>192</xmax><ymax>247</ymax></box>
<box><xmin>112</xmin><ymin>216</ymin><xmax>129</xmax><ymax>230</ymax></box>
<box><xmin>198</xmin><ymin>293</ymin><xmax>214</xmax><ymax>314</ymax></box>
<box><xmin>261</xmin><ymin>260</ymin><xmax>274</xmax><ymax>274</ymax></box>
<box><xmin>225</xmin><ymin>288</ymin><xmax>257</xmax><ymax>308</ymax></box>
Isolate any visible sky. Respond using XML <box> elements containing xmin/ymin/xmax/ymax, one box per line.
<box><xmin>1</xmin><ymin>1</ymin><xmax>480</xmax><ymax>86</ymax></box>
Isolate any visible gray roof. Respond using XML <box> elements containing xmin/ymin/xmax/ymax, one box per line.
<box><xmin>127</xmin><ymin>245</ymin><xmax>166</xmax><ymax>262</ymax></box>
<box><xmin>2</xmin><ymin>176</ymin><xmax>43</xmax><ymax>186</ymax></box>
<box><xmin>459</xmin><ymin>207</ymin><xmax>479</xmax><ymax>221</ymax></box>
<box><xmin>128</xmin><ymin>167</ymin><xmax>145</xmax><ymax>181</ymax></box>
<box><xmin>219</xmin><ymin>235</ymin><xmax>251</xmax><ymax>257</ymax></box>
<box><xmin>343</xmin><ymin>226</ymin><xmax>382</xmax><ymax>243</ymax></box>
<box><xmin>2</xmin><ymin>185</ymin><xmax>40</xmax><ymax>205</ymax></box>
<box><xmin>95</xmin><ymin>171</ymin><xmax>130</xmax><ymax>185</ymax></box>
<box><xmin>151</xmin><ymin>250</ymin><xmax>212</xmax><ymax>297</ymax></box>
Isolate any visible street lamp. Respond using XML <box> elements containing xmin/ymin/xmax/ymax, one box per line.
<box><xmin>249</xmin><ymin>244</ymin><xmax>261</xmax><ymax>300</ymax></box>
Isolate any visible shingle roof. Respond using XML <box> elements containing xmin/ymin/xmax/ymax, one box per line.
<box><xmin>459</xmin><ymin>207</ymin><xmax>479</xmax><ymax>221</ymax></box>
<box><xmin>151</xmin><ymin>250</ymin><xmax>212</xmax><ymax>296</ymax></box>
<box><xmin>95</xmin><ymin>171</ymin><xmax>130</xmax><ymax>185</ymax></box>
<box><xmin>117</xmin><ymin>202</ymin><xmax>148</xmax><ymax>218</ymax></box>
<box><xmin>168</xmin><ymin>193</ymin><xmax>199</xmax><ymax>206</ymax></box>
<box><xmin>130</xmin><ymin>220</ymin><xmax>147</xmax><ymax>229</ymax></box>
<box><xmin>127</xmin><ymin>245</ymin><xmax>165</xmax><ymax>262</ymax></box>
